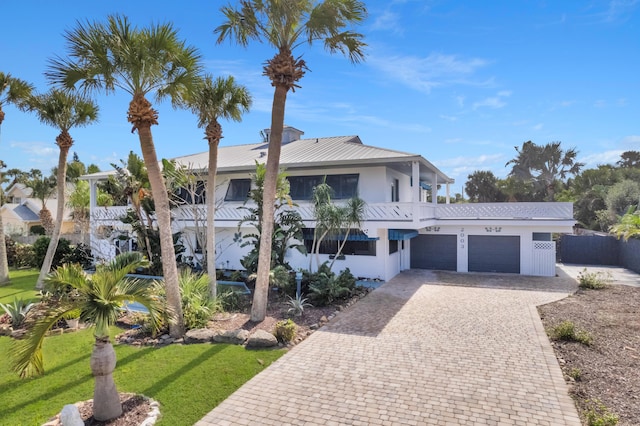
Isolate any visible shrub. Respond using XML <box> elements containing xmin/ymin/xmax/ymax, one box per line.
<box><xmin>32</xmin><ymin>236</ymin><xmax>72</xmax><ymax>269</ymax></box>
<box><xmin>578</xmin><ymin>268</ymin><xmax>612</xmax><ymax>289</ymax></box>
<box><xmin>550</xmin><ymin>320</ymin><xmax>593</xmax><ymax>345</ymax></box>
<box><xmin>568</xmin><ymin>368</ymin><xmax>582</xmax><ymax>381</ymax></box>
<box><xmin>0</xmin><ymin>298</ymin><xmax>35</xmax><ymax>328</ymax></box>
<box><xmin>229</xmin><ymin>270</ymin><xmax>244</xmax><ymax>283</ymax></box>
<box><xmin>178</xmin><ymin>270</ymin><xmax>215</xmax><ymax>330</ymax></box>
<box><xmin>308</xmin><ymin>265</ymin><xmax>353</xmax><ymax>306</ymax></box>
<box><xmin>13</xmin><ymin>244</ymin><xmax>35</xmax><ymax>268</ymax></box>
<box><xmin>4</xmin><ymin>236</ymin><xmax>17</xmax><ymax>267</ymax></box>
<box><xmin>584</xmin><ymin>399</ymin><xmax>619</xmax><ymax>426</ymax></box>
<box><xmin>215</xmin><ymin>289</ymin><xmax>244</xmax><ymax>312</ymax></box>
<box><xmin>29</xmin><ymin>225</ymin><xmax>46</xmax><ymax>235</ymax></box>
<box><xmin>273</xmin><ymin>319</ymin><xmax>297</xmax><ymax>343</ymax></box>
<box><xmin>61</xmin><ymin>243</ymin><xmax>93</xmax><ymax>268</ymax></box>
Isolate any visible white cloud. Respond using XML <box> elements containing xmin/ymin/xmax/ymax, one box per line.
<box><xmin>437</xmin><ymin>153</ymin><xmax>504</xmax><ymax>168</ymax></box>
<box><xmin>532</xmin><ymin>123</ymin><xmax>544</xmax><ymax>131</ymax></box>
<box><xmin>472</xmin><ymin>91</ymin><xmax>511</xmax><ymax>110</ymax></box>
<box><xmin>369</xmin><ymin>53</ymin><xmax>490</xmax><ymax>94</ymax></box>
<box><xmin>620</xmin><ymin>135</ymin><xmax>640</xmax><ymax>146</ymax></box>
<box><xmin>371</xmin><ymin>10</ymin><xmax>402</xmax><ymax>33</ymax></box>
<box><xmin>9</xmin><ymin>141</ymin><xmax>57</xmax><ymax>170</ymax></box>
<box><xmin>440</xmin><ymin>115</ymin><xmax>458</xmax><ymax>122</ymax></box>
<box><xmin>580</xmin><ymin>150</ymin><xmax>624</xmax><ymax>167</ymax></box>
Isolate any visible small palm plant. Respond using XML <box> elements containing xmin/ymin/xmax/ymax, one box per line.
<box><xmin>0</xmin><ymin>298</ymin><xmax>34</xmax><ymax>328</ymax></box>
<box><xmin>12</xmin><ymin>252</ymin><xmax>165</xmax><ymax>421</ymax></box>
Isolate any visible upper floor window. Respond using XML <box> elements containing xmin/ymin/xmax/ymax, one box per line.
<box><xmin>288</xmin><ymin>174</ymin><xmax>359</xmax><ymax>200</ymax></box>
<box><xmin>225</xmin><ymin>179</ymin><xmax>251</xmax><ymax>201</ymax></box>
<box><xmin>391</xmin><ymin>178</ymin><xmax>399</xmax><ymax>202</ymax></box>
<box><xmin>175</xmin><ymin>181</ymin><xmax>206</xmax><ymax>204</ymax></box>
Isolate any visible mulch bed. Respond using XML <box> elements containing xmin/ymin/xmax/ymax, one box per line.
<box><xmin>538</xmin><ymin>285</ymin><xmax>640</xmax><ymax>425</ymax></box>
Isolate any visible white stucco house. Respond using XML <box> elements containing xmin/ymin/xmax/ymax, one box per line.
<box><xmin>83</xmin><ymin>126</ymin><xmax>574</xmax><ymax>281</ymax></box>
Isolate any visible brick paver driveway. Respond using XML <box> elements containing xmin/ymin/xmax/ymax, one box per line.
<box><xmin>197</xmin><ymin>269</ymin><xmax>581</xmax><ymax>426</ymax></box>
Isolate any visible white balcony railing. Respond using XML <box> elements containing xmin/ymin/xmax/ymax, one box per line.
<box><xmin>90</xmin><ymin>201</ymin><xmax>573</xmax><ymax>225</ymax></box>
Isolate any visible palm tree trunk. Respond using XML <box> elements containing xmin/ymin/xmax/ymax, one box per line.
<box><xmin>251</xmin><ymin>85</ymin><xmax>288</xmax><ymax>322</ymax></box>
<box><xmin>137</xmin><ymin>124</ymin><xmax>185</xmax><ymax>337</ymax></box>
<box><xmin>0</xmin><ymin>214</ymin><xmax>9</xmax><ymax>284</ymax></box>
<box><xmin>206</xmin><ymin>125</ymin><xmax>220</xmax><ymax>299</ymax></box>
<box><xmin>90</xmin><ymin>338</ymin><xmax>122</xmax><ymax>421</ymax></box>
<box><xmin>36</xmin><ymin>143</ymin><xmax>70</xmax><ymax>289</ymax></box>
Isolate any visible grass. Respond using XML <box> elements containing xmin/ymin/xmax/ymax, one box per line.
<box><xmin>0</xmin><ymin>269</ymin><xmax>41</xmax><ymax>304</ymax></box>
<box><xmin>0</xmin><ymin>328</ymin><xmax>284</xmax><ymax>425</ymax></box>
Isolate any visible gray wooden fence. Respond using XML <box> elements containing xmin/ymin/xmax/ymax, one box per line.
<box><xmin>560</xmin><ymin>234</ymin><xmax>640</xmax><ymax>274</ymax></box>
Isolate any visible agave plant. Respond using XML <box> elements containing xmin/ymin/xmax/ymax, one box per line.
<box><xmin>286</xmin><ymin>294</ymin><xmax>312</xmax><ymax>317</ymax></box>
<box><xmin>0</xmin><ymin>298</ymin><xmax>34</xmax><ymax>328</ymax></box>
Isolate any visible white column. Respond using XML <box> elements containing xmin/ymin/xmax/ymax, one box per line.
<box><xmin>411</xmin><ymin>161</ymin><xmax>420</xmax><ymax>202</ymax></box>
<box><xmin>446</xmin><ymin>183</ymin><xmax>451</xmax><ymax>204</ymax></box>
<box><xmin>431</xmin><ymin>172</ymin><xmax>438</xmax><ymax>205</ymax></box>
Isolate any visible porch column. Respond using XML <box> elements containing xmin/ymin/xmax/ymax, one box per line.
<box><xmin>446</xmin><ymin>183</ymin><xmax>451</xmax><ymax>204</ymax></box>
<box><xmin>411</xmin><ymin>161</ymin><xmax>420</xmax><ymax>202</ymax></box>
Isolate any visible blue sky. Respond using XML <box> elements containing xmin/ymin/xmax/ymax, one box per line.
<box><xmin>1</xmin><ymin>0</ymin><xmax>638</xmax><ymax>192</ymax></box>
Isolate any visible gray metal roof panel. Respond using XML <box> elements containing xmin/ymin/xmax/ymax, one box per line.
<box><xmin>12</xmin><ymin>204</ymin><xmax>40</xmax><ymax>221</ymax></box>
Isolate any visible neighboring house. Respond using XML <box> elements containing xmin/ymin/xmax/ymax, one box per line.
<box><xmin>1</xmin><ymin>183</ymin><xmax>74</xmax><ymax>237</ymax></box>
<box><xmin>83</xmin><ymin>126</ymin><xmax>574</xmax><ymax>280</ymax></box>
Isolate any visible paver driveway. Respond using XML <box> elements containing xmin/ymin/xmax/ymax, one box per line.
<box><xmin>197</xmin><ymin>270</ymin><xmax>581</xmax><ymax>426</ymax></box>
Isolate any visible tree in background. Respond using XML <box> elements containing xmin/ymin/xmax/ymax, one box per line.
<box><xmin>25</xmin><ymin>169</ymin><xmax>56</xmax><ymax>236</ymax></box>
<box><xmin>216</xmin><ymin>0</ymin><xmax>367</xmax><ymax>321</ymax></box>
<box><xmin>48</xmin><ymin>15</ymin><xmax>202</xmax><ymax>337</ymax></box>
<box><xmin>0</xmin><ymin>72</ymin><xmax>33</xmax><ymax>284</ymax></box>
<box><xmin>617</xmin><ymin>151</ymin><xmax>640</xmax><ymax>168</ymax></box>
<box><xmin>465</xmin><ymin>170</ymin><xmax>504</xmax><ymax>202</ymax></box>
<box><xmin>506</xmin><ymin>141</ymin><xmax>583</xmax><ymax>201</ymax></box>
<box><xmin>187</xmin><ymin>74</ymin><xmax>251</xmax><ymax>299</ymax></box>
<box><xmin>611</xmin><ymin>206</ymin><xmax>640</xmax><ymax>241</ymax></box>
<box><xmin>25</xmin><ymin>89</ymin><xmax>98</xmax><ymax>289</ymax></box>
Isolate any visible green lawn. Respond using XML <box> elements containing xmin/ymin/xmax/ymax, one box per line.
<box><xmin>0</xmin><ymin>269</ymin><xmax>41</xmax><ymax>304</ymax></box>
<box><xmin>0</xmin><ymin>329</ymin><xmax>284</xmax><ymax>425</ymax></box>
<box><xmin>0</xmin><ymin>266</ymin><xmax>284</xmax><ymax>424</ymax></box>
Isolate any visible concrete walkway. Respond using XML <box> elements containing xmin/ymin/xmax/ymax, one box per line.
<box><xmin>196</xmin><ymin>270</ymin><xmax>581</xmax><ymax>426</ymax></box>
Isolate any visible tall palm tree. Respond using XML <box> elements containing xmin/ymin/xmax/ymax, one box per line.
<box><xmin>47</xmin><ymin>15</ymin><xmax>202</xmax><ymax>337</ymax></box>
<box><xmin>187</xmin><ymin>74</ymin><xmax>251</xmax><ymax>299</ymax></box>
<box><xmin>26</xmin><ymin>89</ymin><xmax>99</xmax><ymax>289</ymax></box>
<box><xmin>0</xmin><ymin>72</ymin><xmax>33</xmax><ymax>284</ymax></box>
<box><xmin>13</xmin><ymin>252</ymin><xmax>164</xmax><ymax>421</ymax></box>
<box><xmin>25</xmin><ymin>169</ymin><xmax>56</xmax><ymax>235</ymax></box>
<box><xmin>506</xmin><ymin>141</ymin><xmax>584</xmax><ymax>201</ymax></box>
<box><xmin>215</xmin><ymin>0</ymin><xmax>367</xmax><ymax>321</ymax></box>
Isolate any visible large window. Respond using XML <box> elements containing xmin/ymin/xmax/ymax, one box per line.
<box><xmin>303</xmin><ymin>228</ymin><xmax>376</xmax><ymax>256</ymax></box>
<box><xmin>225</xmin><ymin>179</ymin><xmax>251</xmax><ymax>201</ymax></box>
<box><xmin>175</xmin><ymin>181</ymin><xmax>206</xmax><ymax>204</ymax></box>
<box><xmin>288</xmin><ymin>174</ymin><xmax>359</xmax><ymax>200</ymax></box>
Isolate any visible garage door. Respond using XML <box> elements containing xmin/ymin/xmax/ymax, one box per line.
<box><xmin>468</xmin><ymin>235</ymin><xmax>520</xmax><ymax>273</ymax></box>
<box><xmin>410</xmin><ymin>234</ymin><xmax>457</xmax><ymax>271</ymax></box>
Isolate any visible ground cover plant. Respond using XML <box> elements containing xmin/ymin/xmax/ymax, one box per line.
<box><xmin>539</xmin><ymin>284</ymin><xmax>640</xmax><ymax>425</ymax></box>
<box><xmin>0</xmin><ymin>328</ymin><xmax>283</xmax><ymax>425</ymax></box>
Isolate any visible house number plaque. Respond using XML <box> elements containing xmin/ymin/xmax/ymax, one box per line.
<box><xmin>459</xmin><ymin>228</ymin><xmax>465</xmax><ymax>249</ymax></box>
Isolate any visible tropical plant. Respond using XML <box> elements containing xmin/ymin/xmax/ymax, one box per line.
<box><xmin>506</xmin><ymin>141</ymin><xmax>584</xmax><ymax>201</ymax></box>
<box><xmin>605</xmin><ymin>180</ymin><xmax>640</xmax><ymax>217</ymax></box>
<box><xmin>616</xmin><ymin>150</ymin><xmax>640</xmax><ymax>168</ymax></box>
<box><xmin>611</xmin><ymin>206</ymin><xmax>640</xmax><ymax>241</ymax></box>
<box><xmin>26</xmin><ymin>89</ymin><xmax>99</xmax><ymax>289</ymax></box>
<box><xmin>48</xmin><ymin>14</ymin><xmax>202</xmax><ymax>337</ymax></box>
<box><xmin>0</xmin><ymin>298</ymin><xmax>34</xmax><ymax>328</ymax></box>
<box><xmin>216</xmin><ymin>0</ymin><xmax>367</xmax><ymax>321</ymax></box>
<box><xmin>0</xmin><ymin>72</ymin><xmax>34</xmax><ymax>284</ymax></box>
<box><xmin>238</xmin><ymin>162</ymin><xmax>306</xmax><ymax>274</ymax></box>
<box><xmin>186</xmin><ymin>74</ymin><xmax>251</xmax><ymax>299</ymax></box>
<box><xmin>13</xmin><ymin>252</ymin><xmax>164</xmax><ymax>421</ymax></box>
<box><xmin>177</xmin><ymin>269</ymin><xmax>215</xmax><ymax>330</ymax></box>
<box><xmin>25</xmin><ymin>169</ymin><xmax>56</xmax><ymax>235</ymax></box>
<box><xmin>286</xmin><ymin>293</ymin><xmax>312</xmax><ymax>317</ymax></box>
<box><xmin>273</xmin><ymin>318</ymin><xmax>297</xmax><ymax>343</ymax></box>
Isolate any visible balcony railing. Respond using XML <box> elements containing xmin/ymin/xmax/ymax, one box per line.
<box><xmin>90</xmin><ymin>201</ymin><xmax>573</xmax><ymax>225</ymax></box>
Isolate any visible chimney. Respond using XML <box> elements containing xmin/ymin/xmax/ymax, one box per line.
<box><xmin>263</xmin><ymin>125</ymin><xmax>304</xmax><ymax>145</ymax></box>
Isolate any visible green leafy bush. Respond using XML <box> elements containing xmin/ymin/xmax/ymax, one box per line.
<box><xmin>584</xmin><ymin>399</ymin><xmax>619</xmax><ymax>426</ymax></box>
<box><xmin>578</xmin><ymin>268</ymin><xmax>612</xmax><ymax>289</ymax></box>
<box><xmin>32</xmin><ymin>237</ymin><xmax>72</xmax><ymax>269</ymax></box>
<box><xmin>13</xmin><ymin>244</ymin><xmax>35</xmax><ymax>268</ymax></box>
<box><xmin>308</xmin><ymin>264</ymin><xmax>353</xmax><ymax>306</ymax></box>
<box><xmin>550</xmin><ymin>320</ymin><xmax>593</xmax><ymax>345</ymax></box>
<box><xmin>273</xmin><ymin>319</ymin><xmax>297</xmax><ymax>343</ymax></box>
<box><xmin>215</xmin><ymin>289</ymin><xmax>244</xmax><ymax>312</ymax></box>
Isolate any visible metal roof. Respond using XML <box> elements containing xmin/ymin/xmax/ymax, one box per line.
<box><xmin>11</xmin><ymin>204</ymin><xmax>40</xmax><ymax>221</ymax></box>
<box><xmin>81</xmin><ymin>134</ymin><xmax>454</xmax><ymax>184</ymax></box>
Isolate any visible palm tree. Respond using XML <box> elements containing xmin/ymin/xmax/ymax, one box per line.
<box><xmin>13</xmin><ymin>252</ymin><xmax>164</xmax><ymax>421</ymax></box>
<box><xmin>26</xmin><ymin>89</ymin><xmax>99</xmax><ymax>289</ymax></box>
<box><xmin>25</xmin><ymin>169</ymin><xmax>56</xmax><ymax>235</ymax></box>
<box><xmin>0</xmin><ymin>72</ymin><xmax>34</xmax><ymax>284</ymax></box>
<box><xmin>215</xmin><ymin>0</ymin><xmax>367</xmax><ymax>321</ymax></box>
<box><xmin>506</xmin><ymin>141</ymin><xmax>584</xmax><ymax>201</ymax></box>
<box><xmin>611</xmin><ymin>206</ymin><xmax>640</xmax><ymax>241</ymax></box>
<box><xmin>187</xmin><ymin>74</ymin><xmax>251</xmax><ymax>299</ymax></box>
<box><xmin>47</xmin><ymin>15</ymin><xmax>202</xmax><ymax>337</ymax></box>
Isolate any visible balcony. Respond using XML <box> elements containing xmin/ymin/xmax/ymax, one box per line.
<box><xmin>91</xmin><ymin>202</ymin><xmax>573</xmax><ymax>227</ymax></box>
